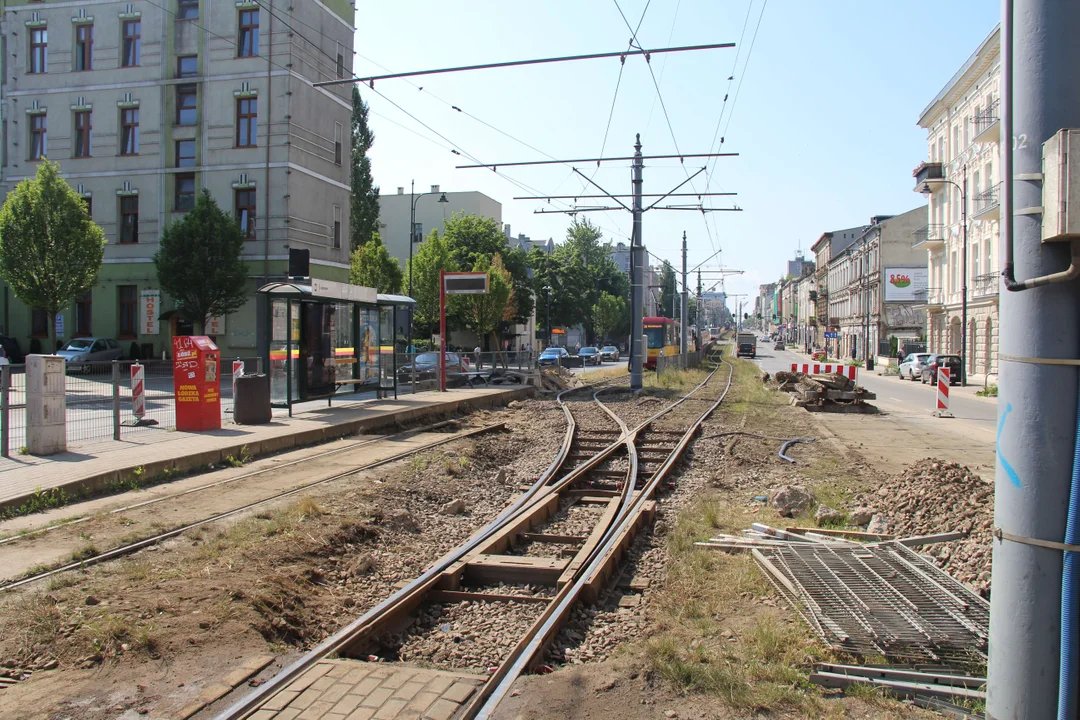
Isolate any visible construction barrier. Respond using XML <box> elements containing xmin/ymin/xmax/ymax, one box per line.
<box><xmin>790</xmin><ymin>363</ymin><xmax>857</xmax><ymax>381</ymax></box>
<box><xmin>933</xmin><ymin>367</ymin><xmax>954</xmax><ymax>418</ymax></box>
<box><xmin>131</xmin><ymin>363</ymin><xmax>145</xmax><ymax>419</ymax></box>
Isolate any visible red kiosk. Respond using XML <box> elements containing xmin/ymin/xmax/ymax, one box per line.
<box><xmin>173</xmin><ymin>336</ymin><xmax>222</xmax><ymax>431</ymax></box>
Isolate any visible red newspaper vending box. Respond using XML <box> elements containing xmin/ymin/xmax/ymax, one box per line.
<box><xmin>172</xmin><ymin>336</ymin><xmax>222</xmax><ymax>431</ymax></box>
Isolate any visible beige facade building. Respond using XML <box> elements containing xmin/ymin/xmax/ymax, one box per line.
<box><xmin>378</xmin><ymin>186</ymin><xmax>502</xmax><ymax>269</ymax></box>
<box><xmin>913</xmin><ymin>24</ymin><xmax>1001</xmax><ymax>381</ymax></box>
<box><xmin>0</xmin><ymin>0</ymin><xmax>355</xmax><ymax>357</ymax></box>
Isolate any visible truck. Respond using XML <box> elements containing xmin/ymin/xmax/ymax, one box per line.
<box><xmin>736</xmin><ymin>332</ymin><xmax>757</xmax><ymax>358</ymax></box>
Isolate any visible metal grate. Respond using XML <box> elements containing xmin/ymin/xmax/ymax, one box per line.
<box><xmin>754</xmin><ymin>542</ymin><xmax>989</xmax><ymax>665</ymax></box>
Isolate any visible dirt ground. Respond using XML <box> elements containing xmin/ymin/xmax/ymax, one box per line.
<box><xmin>0</xmin><ymin>360</ymin><xmax>982</xmax><ymax>720</ymax></box>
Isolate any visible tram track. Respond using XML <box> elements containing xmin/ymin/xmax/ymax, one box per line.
<box><xmin>214</xmin><ymin>346</ymin><xmax>731</xmax><ymax>720</ymax></box>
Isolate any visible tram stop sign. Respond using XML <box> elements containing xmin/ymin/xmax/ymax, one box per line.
<box><xmin>439</xmin><ymin>271</ymin><xmax>489</xmax><ymax>391</ymax></box>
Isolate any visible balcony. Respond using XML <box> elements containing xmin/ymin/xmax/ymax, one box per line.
<box><xmin>973</xmin><ymin>272</ymin><xmax>1000</xmax><ymax>298</ymax></box>
<box><xmin>973</xmin><ymin>100</ymin><xmax>1000</xmax><ymax>144</ymax></box>
<box><xmin>913</xmin><ymin>287</ymin><xmax>945</xmax><ymax>310</ymax></box>
<box><xmin>912</xmin><ymin>161</ymin><xmax>944</xmax><ymax>193</ymax></box>
<box><xmin>912</xmin><ymin>224</ymin><xmax>946</xmax><ymax>251</ymax></box>
<box><xmin>972</xmin><ymin>186</ymin><xmax>1000</xmax><ymax>218</ymax></box>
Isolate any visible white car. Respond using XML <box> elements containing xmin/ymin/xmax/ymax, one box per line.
<box><xmin>898</xmin><ymin>352</ymin><xmax>932</xmax><ymax>381</ymax></box>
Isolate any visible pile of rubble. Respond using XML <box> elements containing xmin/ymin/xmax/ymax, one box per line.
<box><xmin>540</xmin><ymin>365</ymin><xmax>584</xmax><ymax>392</ymax></box>
<box><xmin>851</xmin><ymin>458</ymin><xmax>993</xmax><ymax>597</ymax></box>
<box><xmin>770</xmin><ymin>370</ymin><xmax>875</xmax><ymax>412</ymax></box>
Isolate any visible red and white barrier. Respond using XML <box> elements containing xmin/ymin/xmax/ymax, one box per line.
<box><xmin>232</xmin><ymin>360</ymin><xmax>244</xmax><ymax>402</ymax></box>
<box><xmin>131</xmin><ymin>363</ymin><xmax>145</xmax><ymax>419</ymax></box>
<box><xmin>790</xmin><ymin>363</ymin><xmax>857</xmax><ymax>380</ymax></box>
<box><xmin>933</xmin><ymin>367</ymin><xmax>954</xmax><ymax>418</ymax></box>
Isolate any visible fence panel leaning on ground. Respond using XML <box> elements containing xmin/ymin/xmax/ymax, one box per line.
<box><xmin>0</xmin><ymin>357</ymin><xmax>262</xmax><ymax>458</ymax></box>
<box><xmin>655</xmin><ymin>350</ymin><xmax>704</xmax><ymax>374</ymax></box>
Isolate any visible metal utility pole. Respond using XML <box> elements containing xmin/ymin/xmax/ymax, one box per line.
<box><xmin>630</xmin><ymin>134</ymin><xmax>645</xmax><ymax>390</ymax></box>
<box><xmin>681</xmin><ymin>232</ymin><xmax>688</xmax><ymax>354</ymax></box>
<box><xmin>989</xmin><ymin>2</ymin><xmax>1080</xmax><ymax>718</ymax></box>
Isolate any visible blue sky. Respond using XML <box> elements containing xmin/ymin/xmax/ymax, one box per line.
<box><xmin>355</xmin><ymin>0</ymin><xmax>1000</xmax><ymax>308</ymax></box>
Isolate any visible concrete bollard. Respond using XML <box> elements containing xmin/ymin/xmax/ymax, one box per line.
<box><xmin>27</xmin><ymin>354</ymin><xmax>66</xmax><ymax>455</ymax></box>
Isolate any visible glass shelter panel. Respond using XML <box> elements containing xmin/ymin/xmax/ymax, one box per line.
<box><xmin>269</xmin><ymin>298</ymin><xmax>289</xmax><ymax>405</ymax></box>
<box><xmin>379</xmin><ymin>306</ymin><xmax>394</xmax><ymax>389</ymax></box>
<box><xmin>357</xmin><ymin>307</ymin><xmax>380</xmax><ymax>385</ymax></box>
<box><xmin>333</xmin><ymin>302</ymin><xmax>355</xmax><ymax>395</ymax></box>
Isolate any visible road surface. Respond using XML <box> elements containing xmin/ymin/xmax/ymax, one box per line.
<box><xmin>753</xmin><ymin>346</ymin><xmax>997</xmax><ymax>478</ymax></box>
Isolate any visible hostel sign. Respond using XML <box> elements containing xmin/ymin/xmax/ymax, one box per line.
<box><xmin>141</xmin><ymin>289</ymin><xmax>160</xmax><ymax>335</ymax></box>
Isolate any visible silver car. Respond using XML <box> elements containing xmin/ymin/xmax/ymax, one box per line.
<box><xmin>898</xmin><ymin>352</ymin><xmax>932</xmax><ymax>381</ymax></box>
<box><xmin>58</xmin><ymin>337</ymin><xmax>124</xmax><ymax>372</ymax></box>
<box><xmin>600</xmin><ymin>345</ymin><xmax>620</xmax><ymax>362</ymax></box>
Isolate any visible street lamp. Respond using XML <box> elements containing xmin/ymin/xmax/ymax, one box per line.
<box><xmin>407</xmin><ymin>179</ymin><xmax>448</xmax><ymax>350</ymax></box>
<box><xmin>543</xmin><ymin>285</ymin><xmax>552</xmax><ymax>348</ymax></box>
<box><xmin>922</xmin><ymin>174</ymin><xmax>967</xmax><ymax>386</ymax></box>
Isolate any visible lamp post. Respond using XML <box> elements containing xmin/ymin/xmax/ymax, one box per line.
<box><xmin>922</xmin><ymin>172</ymin><xmax>967</xmax><ymax>386</ymax></box>
<box><xmin>407</xmin><ymin>179</ymin><xmax>449</xmax><ymax>350</ymax></box>
<box><xmin>543</xmin><ymin>285</ymin><xmax>552</xmax><ymax>348</ymax></box>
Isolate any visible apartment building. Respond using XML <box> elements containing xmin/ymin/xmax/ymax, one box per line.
<box><xmin>913</xmin><ymin>24</ymin><xmax>1001</xmax><ymax>380</ymax></box>
<box><xmin>378</xmin><ymin>186</ymin><xmax>502</xmax><ymax>268</ymax></box>
<box><xmin>810</xmin><ymin>225</ymin><xmax>867</xmax><ymax>349</ymax></box>
<box><xmin>0</xmin><ymin>0</ymin><xmax>355</xmax><ymax>358</ymax></box>
<box><xmin>827</xmin><ymin>209</ymin><xmax>927</xmax><ymax>360</ymax></box>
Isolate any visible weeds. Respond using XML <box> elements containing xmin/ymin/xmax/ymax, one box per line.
<box><xmin>224</xmin><ymin>445</ymin><xmax>252</xmax><ymax>468</ymax></box>
<box><xmin>0</xmin><ymin>487</ymin><xmax>71</xmax><ymax>519</ymax></box>
<box><xmin>71</xmin><ymin>543</ymin><xmax>99</xmax><ymax>562</ymax></box>
<box><xmin>977</xmin><ymin>383</ymin><xmax>998</xmax><ymax>397</ymax></box>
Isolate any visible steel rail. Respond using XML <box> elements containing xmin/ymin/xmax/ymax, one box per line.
<box><xmin>470</xmin><ymin>348</ymin><xmax>732</xmax><ymax>718</ymax></box>
<box><xmin>0</xmin><ymin>422</ymin><xmax>510</xmax><ymax>593</ymax></box>
<box><xmin>212</xmin><ymin>378</ymin><xmax>630</xmax><ymax>720</ymax></box>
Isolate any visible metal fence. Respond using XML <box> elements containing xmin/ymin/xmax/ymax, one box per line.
<box><xmin>0</xmin><ymin>356</ymin><xmax>261</xmax><ymax>458</ymax></box>
<box><xmin>394</xmin><ymin>351</ymin><xmax>538</xmax><ymax>393</ymax></box>
<box><xmin>655</xmin><ymin>350</ymin><xmax>703</xmax><ymax>374</ymax></box>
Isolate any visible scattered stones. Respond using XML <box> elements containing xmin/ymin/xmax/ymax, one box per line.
<box><xmin>84</xmin><ymin>596</ymin><xmax>100</xmax><ymax>606</ymax></box>
<box><xmin>850</xmin><ymin>506</ymin><xmax>874</xmax><ymax>525</ymax></box>
<box><xmin>866</xmin><ymin>514</ymin><xmax>889</xmax><ymax>534</ymax></box>
<box><xmin>814</xmin><ymin>504</ymin><xmax>843</xmax><ymax>524</ymax></box>
<box><xmin>768</xmin><ymin>484</ymin><xmax>816</xmax><ymax>517</ymax></box>
<box><xmin>439</xmin><ymin>499</ymin><xmax>466</xmax><ymax>516</ymax></box>
<box><xmin>349</xmin><ymin>553</ymin><xmax>377</xmax><ymax>576</ymax></box>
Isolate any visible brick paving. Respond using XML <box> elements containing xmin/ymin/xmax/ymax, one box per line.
<box><xmin>0</xmin><ymin>386</ymin><xmax>529</xmax><ymax>509</ymax></box>
<box><xmin>254</xmin><ymin>660</ymin><xmax>485</xmax><ymax>720</ymax></box>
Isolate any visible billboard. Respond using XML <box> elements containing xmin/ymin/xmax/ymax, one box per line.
<box><xmin>884</xmin><ymin>267</ymin><xmax>929</xmax><ymax>302</ymax></box>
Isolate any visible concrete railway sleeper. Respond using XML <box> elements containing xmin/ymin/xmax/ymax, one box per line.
<box><xmin>214</xmin><ymin>345</ymin><xmax>729</xmax><ymax>720</ymax></box>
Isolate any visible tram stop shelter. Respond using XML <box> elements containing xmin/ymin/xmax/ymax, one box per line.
<box><xmin>256</xmin><ymin>279</ymin><xmax>415</xmax><ymax>414</ymax></box>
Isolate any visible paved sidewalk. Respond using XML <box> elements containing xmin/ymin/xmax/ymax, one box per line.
<box><xmin>0</xmin><ymin>385</ymin><xmax>530</xmax><ymax>511</ymax></box>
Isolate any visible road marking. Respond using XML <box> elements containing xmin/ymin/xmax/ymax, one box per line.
<box><xmin>890</xmin><ymin>397</ymin><xmax>903</xmax><ymax>402</ymax></box>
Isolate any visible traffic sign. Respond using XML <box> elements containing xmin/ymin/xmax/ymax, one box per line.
<box><xmin>824</xmin><ymin>331</ymin><xmax>839</xmax><ymax>339</ymax></box>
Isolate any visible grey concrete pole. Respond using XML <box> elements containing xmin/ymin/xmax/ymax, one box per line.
<box><xmin>988</xmin><ymin>1</ymin><xmax>1080</xmax><ymax>717</ymax></box>
<box><xmin>630</xmin><ymin>134</ymin><xmax>645</xmax><ymax>390</ymax></box>
<box><xmin>681</xmin><ymin>231</ymin><xmax>688</xmax><ymax>355</ymax></box>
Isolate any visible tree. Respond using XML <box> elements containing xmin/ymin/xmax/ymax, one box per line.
<box><xmin>0</xmin><ymin>159</ymin><xmax>106</xmax><ymax>353</ymax></box>
<box><xmin>405</xmin><ymin>229</ymin><xmax>458</xmax><ymax>339</ymax></box>
<box><xmin>465</xmin><ymin>253</ymin><xmax>515</xmax><ymax>355</ymax></box>
<box><xmin>592</xmin><ymin>292</ymin><xmax>628</xmax><ymax>345</ymax></box>
<box><xmin>349</xmin><ymin>232</ymin><xmax>403</xmax><ymax>293</ymax></box>
<box><xmin>658</xmin><ymin>261</ymin><xmax>678</xmax><ymax>319</ymax></box>
<box><xmin>441</xmin><ymin>212</ymin><xmax>533</xmax><ymax>324</ymax></box>
<box><xmin>349</xmin><ymin>87</ymin><xmax>379</xmax><ymax>249</ymax></box>
<box><xmin>154</xmin><ymin>189</ymin><xmax>248</xmax><ymax>334</ymax></box>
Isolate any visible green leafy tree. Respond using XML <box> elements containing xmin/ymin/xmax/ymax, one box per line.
<box><xmin>406</xmin><ymin>229</ymin><xmax>459</xmax><ymax>339</ymax></box>
<box><xmin>153</xmin><ymin>189</ymin><xmax>248</xmax><ymax>334</ymax></box>
<box><xmin>658</xmin><ymin>261</ymin><xmax>678</xmax><ymax>319</ymax></box>
<box><xmin>465</xmin><ymin>253</ymin><xmax>515</xmax><ymax>356</ymax></box>
<box><xmin>592</xmin><ymin>291</ymin><xmax>628</xmax><ymax>345</ymax></box>
<box><xmin>441</xmin><ymin>212</ymin><xmax>534</xmax><ymax>324</ymax></box>
<box><xmin>349</xmin><ymin>87</ymin><xmax>379</xmax><ymax>249</ymax></box>
<box><xmin>349</xmin><ymin>232</ymin><xmax>403</xmax><ymax>293</ymax></box>
<box><xmin>0</xmin><ymin>159</ymin><xmax>106</xmax><ymax>352</ymax></box>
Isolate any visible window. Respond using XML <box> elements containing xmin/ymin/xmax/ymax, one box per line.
<box><xmin>74</xmin><ymin>24</ymin><xmax>93</xmax><ymax>71</ymax></box>
<box><xmin>337</xmin><ymin>52</ymin><xmax>344</xmax><ymax>79</ymax></box>
<box><xmin>177</xmin><ymin>55</ymin><xmax>197</xmax><ymax>78</ymax></box>
<box><xmin>177</xmin><ymin>85</ymin><xmax>197</xmax><ymax>125</ymax></box>
<box><xmin>122</xmin><ymin>20</ymin><xmax>140</xmax><ymax>67</ymax></box>
<box><xmin>178</xmin><ymin>0</ymin><xmax>199</xmax><ymax>19</ymax></box>
<box><xmin>29</xmin><ymin>28</ymin><xmax>46</xmax><ymax>73</ymax></box>
<box><xmin>75</xmin><ymin>291</ymin><xmax>92</xmax><ymax>337</ymax></box>
<box><xmin>235</xmin><ymin>189</ymin><xmax>256</xmax><ymax>239</ymax></box>
<box><xmin>31</xmin><ymin>308</ymin><xmax>49</xmax><ymax>338</ymax></box>
<box><xmin>175</xmin><ymin>140</ymin><xmax>195</xmax><ymax>168</ymax></box>
<box><xmin>120</xmin><ymin>196</ymin><xmax>139</xmax><ymax>244</ymax></box>
<box><xmin>237</xmin><ymin>10</ymin><xmax>259</xmax><ymax>57</ymax></box>
<box><xmin>235</xmin><ymin>97</ymin><xmax>257</xmax><ymax>147</ymax></box>
<box><xmin>175</xmin><ymin>174</ymin><xmax>195</xmax><ymax>211</ymax></box>
<box><xmin>118</xmin><ymin>286</ymin><xmax>137</xmax><ymax>339</ymax></box>
<box><xmin>334</xmin><ymin>122</ymin><xmax>342</xmax><ymax>165</ymax></box>
<box><xmin>120</xmin><ymin>108</ymin><xmax>139</xmax><ymax>155</ymax></box>
<box><xmin>74</xmin><ymin>111</ymin><xmax>92</xmax><ymax>157</ymax></box>
<box><xmin>29</xmin><ymin>114</ymin><xmax>46</xmax><ymax>159</ymax></box>
<box><xmin>333</xmin><ymin>205</ymin><xmax>341</xmax><ymax>249</ymax></box>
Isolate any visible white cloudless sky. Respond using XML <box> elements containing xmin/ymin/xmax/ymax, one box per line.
<box><xmin>354</xmin><ymin>0</ymin><xmax>1000</xmax><ymax>309</ymax></box>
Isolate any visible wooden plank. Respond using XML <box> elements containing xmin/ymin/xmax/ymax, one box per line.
<box><xmin>520</xmin><ymin>533</ymin><xmax>586</xmax><ymax>544</ymax></box>
<box><xmin>564</xmin><ymin>491</ymin><xmax>621</xmax><ymax>502</ymax></box>
<box><xmin>785</xmin><ymin>526</ymin><xmax>896</xmax><ymax>541</ymax></box>
<box><xmin>558</xmin><ymin>497</ymin><xmax>622</xmax><ymax>587</ymax></box>
<box><xmin>430</xmin><ymin>589</ymin><xmax>552</xmax><ymax>605</ymax></box>
<box><xmin>464</xmin><ymin>554</ymin><xmax>568</xmax><ymax>585</ymax></box>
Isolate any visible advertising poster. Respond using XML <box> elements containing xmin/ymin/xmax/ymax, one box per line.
<box><xmin>884</xmin><ymin>267</ymin><xmax>929</xmax><ymax>302</ymax></box>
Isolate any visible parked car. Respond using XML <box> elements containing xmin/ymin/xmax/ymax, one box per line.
<box><xmin>921</xmin><ymin>354</ymin><xmax>963</xmax><ymax>385</ymax></box>
<box><xmin>898</xmin><ymin>352</ymin><xmax>933</xmax><ymax>381</ymax></box>
<box><xmin>538</xmin><ymin>347</ymin><xmax>569</xmax><ymax>367</ymax></box>
<box><xmin>58</xmin><ymin>337</ymin><xmax>123</xmax><ymax>372</ymax></box>
<box><xmin>774</xmin><ymin>341</ymin><xmax>786</xmax><ymax>351</ymax></box>
<box><xmin>600</xmin><ymin>346</ymin><xmax>620</xmax><ymax>362</ymax></box>
<box><xmin>0</xmin><ymin>335</ymin><xmax>24</xmax><ymax>364</ymax></box>
<box><xmin>578</xmin><ymin>347</ymin><xmax>601</xmax><ymax>365</ymax></box>
<box><xmin>397</xmin><ymin>352</ymin><xmax>471</xmax><ymax>386</ymax></box>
